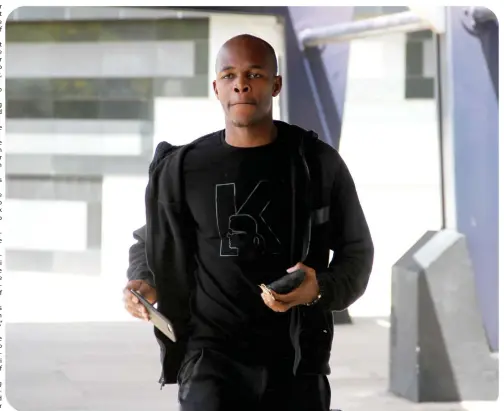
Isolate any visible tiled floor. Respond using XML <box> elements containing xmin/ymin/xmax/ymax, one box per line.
<box><xmin>5</xmin><ymin>318</ymin><xmax>499</xmax><ymax>411</ymax></box>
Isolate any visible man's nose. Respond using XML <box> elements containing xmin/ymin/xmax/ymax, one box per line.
<box><xmin>233</xmin><ymin>81</ymin><xmax>250</xmax><ymax>93</ymax></box>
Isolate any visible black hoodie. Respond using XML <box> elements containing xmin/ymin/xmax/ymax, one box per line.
<box><xmin>127</xmin><ymin>121</ymin><xmax>374</xmax><ymax>387</ymax></box>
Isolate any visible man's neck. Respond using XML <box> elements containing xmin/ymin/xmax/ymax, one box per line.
<box><xmin>224</xmin><ymin>120</ymin><xmax>277</xmax><ymax>148</ymax></box>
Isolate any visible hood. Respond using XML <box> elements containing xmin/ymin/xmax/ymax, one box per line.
<box><xmin>273</xmin><ymin>120</ymin><xmax>319</xmax><ymax>145</ymax></box>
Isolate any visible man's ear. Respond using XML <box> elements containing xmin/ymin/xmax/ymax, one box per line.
<box><xmin>272</xmin><ymin>75</ymin><xmax>283</xmax><ymax>97</ymax></box>
<box><xmin>213</xmin><ymin>80</ymin><xmax>219</xmax><ymax>98</ymax></box>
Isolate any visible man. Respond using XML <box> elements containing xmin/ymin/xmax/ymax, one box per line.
<box><xmin>123</xmin><ymin>34</ymin><xmax>374</xmax><ymax>411</ymax></box>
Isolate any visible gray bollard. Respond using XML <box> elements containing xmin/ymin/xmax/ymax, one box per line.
<box><xmin>389</xmin><ymin>230</ymin><xmax>498</xmax><ymax>402</ymax></box>
<box><xmin>333</xmin><ymin>309</ymin><xmax>352</xmax><ymax>325</ymax></box>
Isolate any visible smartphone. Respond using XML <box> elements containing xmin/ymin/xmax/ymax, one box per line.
<box><xmin>266</xmin><ymin>269</ymin><xmax>306</xmax><ymax>294</ymax></box>
<box><xmin>130</xmin><ymin>289</ymin><xmax>177</xmax><ymax>343</ymax></box>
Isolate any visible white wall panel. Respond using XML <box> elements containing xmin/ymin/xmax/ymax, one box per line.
<box><xmin>5</xmin><ymin>199</ymin><xmax>88</xmax><ymax>251</ymax></box>
<box><xmin>7</xmin><ymin>133</ymin><xmax>143</xmax><ymax>156</ymax></box>
<box><xmin>6</xmin><ymin>119</ymin><xmax>151</xmax><ymax>135</ymax></box>
<box><xmin>153</xmin><ymin>97</ymin><xmax>224</xmax><ymax>147</ymax></box>
<box><xmin>341</xmin><ymin>34</ymin><xmax>441</xmax><ymax>318</ymax></box>
<box><xmin>7</xmin><ymin>41</ymin><xmax>195</xmax><ymax>78</ymax></box>
<box><xmin>100</xmin><ymin>175</ymin><xmax>148</xmax><ymax>284</ymax></box>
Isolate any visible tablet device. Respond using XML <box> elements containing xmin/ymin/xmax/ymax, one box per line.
<box><xmin>130</xmin><ymin>289</ymin><xmax>177</xmax><ymax>343</ymax></box>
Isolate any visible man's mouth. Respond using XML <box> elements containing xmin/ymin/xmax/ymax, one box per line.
<box><xmin>231</xmin><ymin>102</ymin><xmax>256</xmax><ymax>106</ymax></box>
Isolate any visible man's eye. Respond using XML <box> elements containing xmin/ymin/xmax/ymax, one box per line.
<box><xmin>249</xmin><ymin>73</ymin><xmax>261</xmax><ymax>78</ymax></box>
<box><xmin>222</xmin><ymin>74</ymin><xmax>233</xmax><ymax>79</ymax></box>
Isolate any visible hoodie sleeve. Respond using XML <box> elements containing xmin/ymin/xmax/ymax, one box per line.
<box><xmin>315</xmin><ymin>154</ymin><xmax>374</xmax><ymax>311</ymax></box>
<box><xmin>126</xmin><ymin>225</ymin><xmax>156</xmax><ymax>288</ymax></box>
<box><xmin>125</xmin><ymin>141</ymin><xmax>178</xmax><ymax>288</ymax></box>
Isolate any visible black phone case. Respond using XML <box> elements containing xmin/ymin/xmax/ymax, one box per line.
<box><xmin>267</xmin><ymin>269</ymin><xmax>306</xmax><ymax>294</ymax></box>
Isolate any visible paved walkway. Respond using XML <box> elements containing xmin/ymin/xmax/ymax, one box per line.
<box><xmin>5</xmin><ymin>318</ymin><xmax>498</xmax><ymax>411</ymax></box>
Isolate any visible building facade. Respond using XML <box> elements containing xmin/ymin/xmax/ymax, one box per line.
<box><xmin>5</xmin><ymin>7</ymin><xmax>285</xmax><ymax>322</ymax></box>
<box><xmin>5</xmin><ymin>7</ymin><xmax>440</xmax><ymax>322</ymax></box>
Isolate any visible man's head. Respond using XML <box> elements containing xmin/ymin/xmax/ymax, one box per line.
<box><xmin>213</xmin><ymin>34</ymin><xmax>282</xmax><ymax>128</ymax></box>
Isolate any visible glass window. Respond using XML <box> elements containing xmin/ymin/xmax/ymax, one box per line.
<box><xmin>154</xmin><ymin>78</ymin><xmax>184</xmax><ymax>97</ymax></box>
<box><xmin>406</xmin><ymin>42</ymin><xmax>424</xmax><ymax>76</ymax></box>
<box><xmin>405</xmin><ymin>78</ymin><xmax>435</xmax><ymax>99</ymax></box>
<box><xmin>53</xmin><ymin>100</ymin><xmax>100</xmax><ymax>119</ymax></box>
<box><xmin>100</xmin><ymin>79</ymin><xmax>153</xmax><ymax>99</ymax></box>
<box><xmin>156</xmin><ymin>19</ymin><xmax>209</xmax><ymax>41</ymax></box>
<box><xmin>52</xmin><ymin>100</ymin><xmax>151</xmax><ymax>120</ymax></box>
<box><xmin>7</xmin><ymin>18</ymin><xmax>210</xmax><ymax>43</ymax></box>
<box><xmin>98</xmin><ymin>100</ymin><xmax>151</xmax><ymax>120</ymax></box>
<box><xmin>6</xmin><ymin>79</ymin><xmax>52</xmax><ymax>99</ymax></box>
<box><xmin>7</xmin><ymin>99</ymin><xmax>54</xmax><ymax>118</ymax></box>
<box><xmin>408</xmin><ymin>29</ymin><xmax>433</xmax><ymax>41</ymax></box>
<box><xmin>98</xmin><ymin>21</ymin><xmax>156</xmax><ymax>42</ymax></box>
<box><xmin>194</xmin><ymin>39</ymin><xmax>210</xmax><ymax>75</ymax></box>
<box><xmin>6</xmin><ymin>21</ymin><xmax>102</xmax><ymax>42</ymax></box>
<box><xmin>52</xmin><ymin>79</ymin><xmax>101</xmax><ymax>99</ymax></box>
<box><xmin>8</xmin><ymin>78</ymin><xmax>156</xmax><ymax>101</ymax></box>
<box><xmin>405</xmin><ymin>30</ymin><xmax>435</xmax><ymax>99</ymax></box>
<box><xmin>182</xmin><ymin>76</ymin><xmax>209</xmax><ymax>97</ymax></box>
<box><xmin>6</xmin><ymin>17</ymin><xmax>211</xmax><ymax>113</ymax></box>
<box><xmin>154</xmin><ymin>75</ymin><xmax>208</xmax><ymax>98</ymax></box>
<box><xmin>7</xmin><ymin>98</ymin><xmax>151</xmax><ymax>120</ymax></box>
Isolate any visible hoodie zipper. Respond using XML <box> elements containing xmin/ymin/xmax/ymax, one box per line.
<box><xmin>158</xmin><ymin>339</ymin><xmax>167</xmax><ymax>390</ymax></box>
<box><xmin>290</xmin><ymin>133</ymin><xmax>312</xmax><ymax>264</ymax></box>
<box><xmin>289</xmin><ymin>133</ymin><xmax>314</xmax><ymax>376</ymax></box>
<box><xmin>289</xmin><ymin>151</ymin><xmax>297</xmax><ymax>265</ymax></box>
<box><xmin>299</xmin><ymin>136</ymin><xmax>312</xmax><ymax>261</ymax></box>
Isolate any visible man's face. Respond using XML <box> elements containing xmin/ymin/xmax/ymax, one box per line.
<box><xmin>213</xmin><ymin>40</ymin><xmax>282</xmax><ymax>127</ymax></box>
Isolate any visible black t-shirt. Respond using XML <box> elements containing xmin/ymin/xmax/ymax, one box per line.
<box><xmin>183</xmin><ymin>130</ymin><xmax>294</xmax><ymax>365</ymax></box>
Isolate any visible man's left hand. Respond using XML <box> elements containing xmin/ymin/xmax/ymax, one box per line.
<box><xmin>261</xmin><ymin>262</ymin><xmax>320</xmax><ymax>312</ymax></box>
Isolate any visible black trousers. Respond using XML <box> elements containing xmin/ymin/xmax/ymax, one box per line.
<box><xmin>177</xmin><ymin>348</ymin><xmax>331</xmax><ymax>411</ymax></box>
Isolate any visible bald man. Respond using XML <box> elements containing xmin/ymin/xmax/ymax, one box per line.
<box><xmin>123</xmin><ymin>34</ymin><xmax>374</xmax><ymax>411</ymax></box>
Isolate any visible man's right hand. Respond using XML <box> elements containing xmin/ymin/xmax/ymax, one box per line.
<box><xmin>123</xmin><ymin>280</ymin><xmax>157</xmax><ymax>321</ymax></box>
